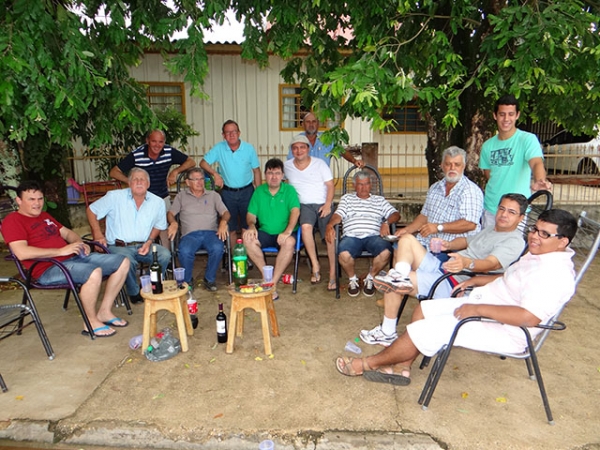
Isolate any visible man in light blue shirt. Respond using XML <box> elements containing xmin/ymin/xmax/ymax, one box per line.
<box><xmin>87</xmin><ymin>168</ymin><xmax>170</xmax><ymax>304</ymax></box>
<box><xmin>200</xmin><ymin>120</ymin><xmax>262</xmax><ymax>244</ymax></box>
<box><xmin>286</xmin><ymin>112</ymin><xmax>363</xmax><ymax>167</ymax></box>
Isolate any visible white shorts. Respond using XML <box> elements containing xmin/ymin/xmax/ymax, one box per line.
<box><xmin>406</xmin><ymin>298</ymin><xmax>527</xmax><ymax>357</ymax></box>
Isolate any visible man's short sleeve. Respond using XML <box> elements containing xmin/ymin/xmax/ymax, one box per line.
<box><xmin>116</xmin><ymin>151</ymin><xmax>136</xmax><ymax>173</ymax></box>
<box><xmin>169</xmin><ymin>191</ymin><xmax>183</xmax><ymax>216</ymax></box>
<box><xmin>170</xmin><ymin>148</ymin><xmax>190</xmax><ymax>165</ymax></box>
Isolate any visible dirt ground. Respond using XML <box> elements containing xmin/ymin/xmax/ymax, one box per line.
<box><xmin>1</xmin><ymin>250</ymin><xmax>600</xmax><ymax>449</ymax></box>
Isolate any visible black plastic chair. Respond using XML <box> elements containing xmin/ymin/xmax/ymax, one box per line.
<box><xmin>334</xmin><ymin>164</ymin><xmax>394</xmax><ymax>298</ymax></box>
<box><xmin>417</xmin><ymin>210</ymin><xmax>600</xmax><ymax>424</ymax></box>
<box><xmin>1</xmin><ymin>276</ymin><xmax>55</xmax><ymax>392</ymax></box>
<box><xmin>171</xmin><ymin>172</ymin><xmax>232</xmax><ymax>285</ymax></box>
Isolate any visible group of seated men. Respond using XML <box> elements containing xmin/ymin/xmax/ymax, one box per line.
<box><xmin>1</xmin><ymin>134</ymin><xmax>579</xmax><ymax>376</ymax></box>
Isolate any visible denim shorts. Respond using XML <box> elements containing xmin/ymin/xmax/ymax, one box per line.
<box><xmin>36</xmin><ymin>253</ymin><xmax>125</xmax><ymax>286</ymax></box>
<box><xmin>258</xmin><ymin>230</ymin><xmax>281</xmax><ymax>250</ymax></box>
<box><xmin>337</xmin><ymin>235</ymin><xmax>392</xmax><ymax>259</ymax></box>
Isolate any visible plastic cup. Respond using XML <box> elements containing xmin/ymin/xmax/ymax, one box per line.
<box><xmin>430</xmin><ymin>238</ymin><xmax>443</xmax><ymax>254</ymax></box>
<box><xmin>140</xmin><ymin>275</ymin><xmax>152</xmax><ymax>293</ymax></box>
<box><xmin>259</xmin><ymin>440</ymin><xmax>274</xmax><ymax>450</ymax></box>
<box><xmin>262</xmin><ymin>265</ymin><xmax>274</xmax><ymax>282</ymax></box>
<box><xmin>174</xmin><ymin>267</ymin><xmax>185</xmax><ymax>287</ymax></box>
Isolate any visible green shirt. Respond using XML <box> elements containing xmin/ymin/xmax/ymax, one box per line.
<box><xmin>247</xmin><ymin>183</ymin><xmax>300</xmax><ymax>235</ymax></box>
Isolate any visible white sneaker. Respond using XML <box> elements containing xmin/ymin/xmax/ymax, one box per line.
<box><xmin>360</xmin><ymin>324</ymin><xmax>398</xmax><ymax>347</ymax></box>
<box><xmin>373</xmin><ymin>269</ymin><xmax>413</xmax><ymax>294</ymax></box>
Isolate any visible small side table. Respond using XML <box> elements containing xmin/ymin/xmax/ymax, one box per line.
<box><xmin>140</xmin><ymin>280</ymin><xmax>193</xmax><ymax>354</ymax></box>
<box><xmin>226</xmin><ymin>286</ymin><xmax>279</xmax><ymax>355</ymax></box>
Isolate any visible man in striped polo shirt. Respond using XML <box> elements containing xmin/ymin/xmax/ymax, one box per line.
<box><xmin>325</xmin><ymin>171</ymin><xmax>400</xmax><ymax>297</ymax></box>
<box><xmin>110</xmin><ymin>129</ymin><xmax>195</xmax><ymax>246</ymax></box>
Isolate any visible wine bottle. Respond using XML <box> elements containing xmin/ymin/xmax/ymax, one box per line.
<box><xmin>216</xmin><ymin>303</ymin><xmax>228</xmax><ymax>343</ymax></box>
<box><xmin>232</xmin><ymin>239</ymin><xmax>248</xmax><ymax>286</ymax></box>
<box><xmin>149</xmin><ymin>244</ymin><xmax>163</xmax><ymax>294</ymax></box>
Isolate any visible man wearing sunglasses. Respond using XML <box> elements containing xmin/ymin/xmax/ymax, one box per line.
<box><xmin>336</xmin><ymin>209</ymin><xmax>577</xmax><ymax>386</ymax></box>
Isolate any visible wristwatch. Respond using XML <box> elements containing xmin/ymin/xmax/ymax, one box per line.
<box><xmin>437</xmin><ymin>224</ymin><xmax>444</xmax><ymax>233</ymax></box>
<box><xmin>468</xmin><ymin>259</ymin><xmax>476</xmax><ymax>270</ymax></box>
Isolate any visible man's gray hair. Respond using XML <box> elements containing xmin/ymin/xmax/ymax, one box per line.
<box><xmin>186</xmin><ymin>167</ymin><xmax>204</xmax><ymax>179</ymax></box>
<box><xmin>442</xmin><ymin>146</ymin><xmax>466</xmax><ymax>163</ymax></box>
<box><xmin>353</xmin><ymin>170</ymin><xmax>372</xmax><ymax>184</ymax></box>
<box><xmin>148</xmin><ymin>129</ymin><xmax>166</xmax><ymax>139</ymax></box>
<box><xmin>128</xmin><ymin>167</ymin><xmax>150</xmax><ymax>182</ymax></box>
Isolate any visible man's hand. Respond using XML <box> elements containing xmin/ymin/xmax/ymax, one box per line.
<box><xmin>325</xmin><ymin>224</ymin><xmax>336</xmax><ymax>244</ymax></box>
<box><xmin>318</xmin><ymin>203</ymin><xmax>331</xmax><ymax>218</ymax></box>
<box><xmin>418</xmin><ymin>222</ymin><xmax>438</xmax><ymax>237</ymax></box>
<box><xmin>167</xmin><ymin>222</ymin><xmax>178</xmax><ymax>241</ymax></box>
<box><xmin>138</xmin><ymin>241</ymin><xmax>151</xmax><ymax>256</ymax></box>
<box><xmin>532</xmin><ymin>178</ymin><xmax>552</xmax><ymax>192</ymax></box>
<box><xmin>453</xmin><ymin>304</ymin><xmax>480</xmax><ymax>321</ymax></box>
<box><xmin>394</xmin><ymin>228</ymin><xmax>409</xmax><ymax>237</ymax></box>
<box><xmin>93</xmin><ymin>235</ymin><xmax>107</xmax><ymax>247</ymax></box>
<box><xmin>243</xmin><ymin>226</ymin><xmax>258</xmax><ymax>243</ymax></box>
<box><xmin>213</xmin><ymin>173</ymin><xmax>224</xmax><ymax>188</ymax></box>
<box><xmin>354</xmin><ymin>159</ymin><xmax>365</xmax><ymax>168</ymax></box>
<box><xmin>167</xmin><ymin>170</ymin><xmax>178</xmax><ymax>187</ymax></box>
<box><xmin>217</xmin><ymin>221</ymin><xmax>228</xmax><ymax>241</ymax></box>
<box><xmin>442</xmin><ymin>253</ymin><xmax>466</xmax><ymax>273</ymax></box>
<box><xmin>379</xmin><ymin>222</ymin><xmax>391</xmax><ymax>237</ymax></box>
<box><xmin>277</xmin><ymin>231</ymin><xmax>292</xmax><ymax>247</ymax></box>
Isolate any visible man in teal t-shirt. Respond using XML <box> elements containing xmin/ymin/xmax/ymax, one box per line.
<box><xmin>243</xmin><ymin>158</ymin><xmax>300</xmax><ymax>300</ymax></box>
<box><xmin>479</xmin><ymin>94</ymin><xmax>552</xmax><ymax>227</ymax></box>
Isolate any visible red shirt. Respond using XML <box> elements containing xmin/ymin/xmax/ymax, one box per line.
<box><xmin>2</xmin><ymin>211</ymin><xmax>70</xmax><ymax>279</ymax></box>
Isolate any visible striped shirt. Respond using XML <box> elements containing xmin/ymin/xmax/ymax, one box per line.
<box><xmin>334</xmin><ymin>193</ymin><xmax>398</xmax><ymax>238</ymax></box>
<box><xmin>117</xmin><ymin>144</ymin><xmax>189</xmax><ymax>198</ymax></box>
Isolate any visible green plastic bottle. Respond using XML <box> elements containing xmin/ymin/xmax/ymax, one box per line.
<box><xmin>232</xmin><ymin>239</ymin><xmax>248</xmax><ymax>286</ymax></box>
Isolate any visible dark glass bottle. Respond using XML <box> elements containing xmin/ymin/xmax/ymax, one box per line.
<box><xmin>149</xmin><ymin>244</ymin><xmax>163</xmax><ymax>294</ymax></box>
<box><xmin>232</xmin><ymin>239</ymin><xmax>248</xmax><ymax>286</ymax></box>
<box><xmin>216</xmin><ymin>303</ymin><xmax>228</xmax><ymax>343</ymax></box>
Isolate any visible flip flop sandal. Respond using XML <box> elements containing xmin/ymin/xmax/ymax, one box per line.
<box><xmin>81</xmin><ymin>325</ymin><xmax>117</xmax><ymax>338</ymax></box>
<box><xmin>327</xmin><ymin>280</ymin><xmax>337</xmax><ymax>291</ymax></box>
<box><xmin>311</xmin><ymin>271</ymin><xmax>321</xmax><ymax>284</ymax></box>
<box><xmin>102</xmin><ymin>317</ymin><xmax>129</xmax><ymax>328</ymax></box>
<box><xmin>335</xmin><ymin>356</ymin><xmax>372</xmax><ymax>376</ymax></box>
<box><xmin>363</xmin><ymin>366</ymin><xmax>411</xmax><ymax>386</ymax></box>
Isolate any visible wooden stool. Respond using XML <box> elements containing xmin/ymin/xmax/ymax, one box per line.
<box><xmin>140</xmin><ymin>280</ymin><xmax>193</xmax><ymax>353</ymax></box>
<box><xmin>226</xmin><ymin>286</ymin><xmax>279</xmax><ymax>355</ymax></box>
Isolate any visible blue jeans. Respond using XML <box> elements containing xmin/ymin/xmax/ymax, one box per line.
<box><xmin>177</xmin><ymin>230</ymin><xmax>225</xmax><ymax>283</ymax></box>
<box><xmin>37</xmin><ymin>253</ymin><xmax>125</xmax><ymax>285</ymax></box>
<box><xmin>108</xmin><ymin>244</ymin><xmax>171</xmax><ymax>296</ymax></box>
<box><xmin>220</xmin><ymin>185</ymin><xmax>254</xmax><ymax>232</ymax></box>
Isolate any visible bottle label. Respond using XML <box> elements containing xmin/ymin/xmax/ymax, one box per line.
<box><xmin>216</xmin><ymin>319</ymin><xmax>226</xmax><ymax>334</ymax></box>
<box><xmin>233</xmin><ymin>260</ymin><xmax>247</xmax><ymax>278</ymax></box>
<box><xmin>150</xmin><ymin>271</ymin><xmax>159</xmax><ymax>282</ymax></box>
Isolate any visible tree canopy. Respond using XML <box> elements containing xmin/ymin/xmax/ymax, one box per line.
<box><xmin>2</xmin><ymin>0</ymin><xmax>600</xmax><ymax>188</ymax></box>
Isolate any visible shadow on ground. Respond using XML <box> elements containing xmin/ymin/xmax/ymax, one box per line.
<box><xmin>1</xmin><ymin>251</ymin><xmax>600</xmax><ymax>450</ymax></box>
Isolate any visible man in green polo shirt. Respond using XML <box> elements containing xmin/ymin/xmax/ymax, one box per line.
<box><xmin>243</xmin><ymin>158</ymin><xmax>300</xmax><ymax>300</ymax></box>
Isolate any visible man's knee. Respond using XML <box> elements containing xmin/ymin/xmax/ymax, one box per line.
<box><xmin>338</xmin><ymin>251</ymin><xmax>354</xmax><ymax>265</ymax></box>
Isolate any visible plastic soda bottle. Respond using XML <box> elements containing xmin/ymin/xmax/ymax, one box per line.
<box><xmin>232</xmin><ymin>239</ymin><xmax>248</xmax><ymax>286</ymax></box>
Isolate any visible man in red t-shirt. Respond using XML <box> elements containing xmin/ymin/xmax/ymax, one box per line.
<box><xmin>2</xmin><ymin>181</ymin><xmax>130</xmax><ymax>338</ymax></box>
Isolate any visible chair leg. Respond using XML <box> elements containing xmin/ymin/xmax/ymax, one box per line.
<box><xmin>523</xmin><ymin>334</ymin><xmax>555</xmax><ymax>424</ymax></box>
<box><xmin>418</xmin><ymin>345</ymin><xmax>453</xmax><ymax>409</ymax></box>
<box><xmin>118</xmin><ymin>288</ymin><xmax>133</xmax><ymax>315</ymax></box>
<box><xmin>0</xmin><ymin>373</ymin><xmax>7</xmax><ymax>393</ymax></box>
<box><xmin>292</xmin><ymin>249</ymin><xmax>300</xmax><ymax>294</ymax></box>
<box><xmin>62</xmin><ymin>290</ymin><xmax>71</xmax><ymax>310</ymax></box>
<box><xmin>396</xmin><ymin>294</ymin><xmax>409</xmax><ymax>324</ymax></box>
<box><xmin>72</xmin><ymin>290</ymin><xmax>95</xmax><ymax>340</ymax></box>
<box><xmin>14</xmin><ymin>278</ymin><xmax>54</xmax><ymax>359</ymax></box>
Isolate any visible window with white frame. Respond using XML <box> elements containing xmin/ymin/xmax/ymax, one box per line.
<box><xmin>145</xmin><ymin>82</ymin><xmax>186</xmax><ymax>115</ymax></box>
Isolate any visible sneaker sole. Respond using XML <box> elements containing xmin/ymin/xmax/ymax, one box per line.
<box><xmin>363</xmin><ymin>289</ymin><xmax>375</xmax><ymax>297</ymax></box>
<box><xmin>348</xmin><ymin>290</ymin><xmax>360</xmax><ymax>297</ymax></box>
<box><xmin>373</xmin><ymin>277</ymin><xmax>413</xmax><ymax>295</ymax></box>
